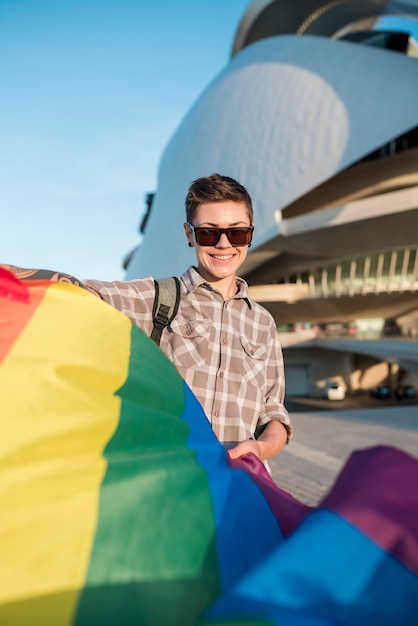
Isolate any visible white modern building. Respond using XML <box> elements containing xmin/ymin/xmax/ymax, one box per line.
<box><xmin>124</xmin><ymin>0</ymin><xmax>418</xmax><ymax>395</ymax></box>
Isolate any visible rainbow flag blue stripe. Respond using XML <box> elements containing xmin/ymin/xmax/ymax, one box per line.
<box><xmin>1</xmin><ymin>268</ymin><xmax>417</xmax><ymax>625</ymax></box>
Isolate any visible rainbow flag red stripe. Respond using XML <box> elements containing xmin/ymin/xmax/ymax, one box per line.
<box><xmin>1</xmin><ymin>269</ymin><xmax>417</xmax><ymax>625</ymax></box>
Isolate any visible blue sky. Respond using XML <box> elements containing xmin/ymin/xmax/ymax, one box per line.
<box><xmin>1</xmin><ymin>3</ymin><xmax>417</xmax><ymax>281</ymax></box>
<box><xmin>0</xmin><ymin>0</ymin><xmax>249</xmax><ymax>280</ymax></box>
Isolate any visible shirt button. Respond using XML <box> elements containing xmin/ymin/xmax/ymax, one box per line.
<box><xmin>223</xmin><ymin>337</ymin><xmax>228</xmax><ymax>344</ymax></box>
<box><xmin>219</xmin><ymin>372</ymin><xmax>224</xmax><ymax>378</ymax></box>
<box><xmin>214</xmin><ymin>411</ymin><xmax>219</xmax><ymax>417</ymax></box>
<box><xmin>186</xmin><ymin>326</ymin><xmax>193</xmax><ymax>336</ymax></box>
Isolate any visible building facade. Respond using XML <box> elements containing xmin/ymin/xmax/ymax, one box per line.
<box><xmin>124</xmin><ymin>0</ymin><xmax>418</xmax><ymax>394</ymax></box>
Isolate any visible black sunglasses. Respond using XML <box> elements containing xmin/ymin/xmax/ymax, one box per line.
<box><xmin>187</xmin><ymin>224</ymin><xmax>254</xmax><ymax>247</ymax></box>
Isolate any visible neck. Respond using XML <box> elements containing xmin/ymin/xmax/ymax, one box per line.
<box><xmin>211</xmin><ymin>276</ymin><xmax>238</xmax><ymax>300</ymax></box>
<box><xmin>194</xmin><ymin>267</ymin><xmax>239</xmax><ymax>300</ymax></box>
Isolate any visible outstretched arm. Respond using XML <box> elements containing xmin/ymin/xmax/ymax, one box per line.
<box><xmin>1</xmin><ymin>264</ymin><xmax>83</xmax><ymax>286</ymax></box>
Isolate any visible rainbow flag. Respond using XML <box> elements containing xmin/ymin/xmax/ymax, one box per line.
<box><xmin>1</xmin><ymin>268</ymin><xmax>417</xmax><ymax>625</ymax></box>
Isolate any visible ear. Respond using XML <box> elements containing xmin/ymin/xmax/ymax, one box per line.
<box><xmin>184</xmin><ymin>223</ymin><xmax>194</xmax><ymax>248</ymax></box>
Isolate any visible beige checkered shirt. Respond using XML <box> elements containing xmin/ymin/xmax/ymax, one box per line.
<box><xmin>84</xmin><ymin>266</ymin><xmax>292</xmax><ymax>448</ymax></box>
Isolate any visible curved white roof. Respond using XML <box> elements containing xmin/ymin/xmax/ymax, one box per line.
<box><xmin>126</xmin><ymin>33</ymin><xmax>418</xmax><ymax>280</ymax></box>
<box><xmin>231</xmin><ymin>0</ymin><xmax>418</xmax><ymax>55</ymax></box>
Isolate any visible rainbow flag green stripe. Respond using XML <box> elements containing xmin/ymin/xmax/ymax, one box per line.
<box><xmin>75</xmin><ymin>325</ymin><xmax>219</xmax><ymax>624</ymax></box>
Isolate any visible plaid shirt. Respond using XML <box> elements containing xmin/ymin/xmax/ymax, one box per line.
<box><xmin>84</xmin><ymin>266</ymin><xmax>292</xmax><ymax>447</ymax></box>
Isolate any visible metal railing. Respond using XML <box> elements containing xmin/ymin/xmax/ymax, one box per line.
<box><xmin>279</xmin><ymin>246</ymin><xmax>418</xmax><ymax>299</ymax></box>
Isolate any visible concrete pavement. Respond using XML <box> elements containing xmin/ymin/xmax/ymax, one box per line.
<box><xmin>268</xmin><ymin>404</ymin><xmax>418</xmax><ymax>506</ymax></box>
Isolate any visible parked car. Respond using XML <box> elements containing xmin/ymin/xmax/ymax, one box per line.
<box><xmin>371</xmin><ymin>385</ymin><xmax>391</xmax><ymax>399</ymax></box>
<box><xmin>381</xmin><ymin>318</ymin><xmax>402</xmax><ymax>336</ymax></box>
<box><xmin>322</xmin><ymin>381</ymin><xmax>345</xmax><ymax>401</ymax></box>
<box><xmin>396</xmin><ymin>385</ymin><xmax>417</xmax><ymax>400</ymax></box>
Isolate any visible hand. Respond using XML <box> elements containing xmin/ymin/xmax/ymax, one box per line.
<box><xmin>228</xmin><ymin>421</ymin><xmax>288</xmax><ymax>462</ymax></box>
<box><xmin>228</xmin><ymin>439</ymin><xmax>261</xmax><ymax>460</ymax></box>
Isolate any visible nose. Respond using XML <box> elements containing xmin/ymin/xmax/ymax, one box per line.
<box><xmin>216</xmin><ymin>232</ymin><xmax>231</xmax><ymax>247</ymax></box>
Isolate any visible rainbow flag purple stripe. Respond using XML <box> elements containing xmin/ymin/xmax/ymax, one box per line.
<box><xmin>1</xmin><ymin>269</ymin><xmax>417</xmax><ymax>625</ymax></box>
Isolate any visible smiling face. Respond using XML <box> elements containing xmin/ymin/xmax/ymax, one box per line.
<box><xmin>184</xmin><ymin>200</ymin><xmax>253</xmax><ymax>297</ymax></box>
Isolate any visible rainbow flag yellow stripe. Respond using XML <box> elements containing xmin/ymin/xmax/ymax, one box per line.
<box><xmin>0</xmin><ymin>276</ymin><xmax>218</xmax><ymax>625</ymax></box>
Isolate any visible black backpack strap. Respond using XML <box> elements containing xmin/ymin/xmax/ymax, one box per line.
<box><xmin>150</xmin><ymin>277</ymin><xmax>181</xmax><ymax>346</ymax></box>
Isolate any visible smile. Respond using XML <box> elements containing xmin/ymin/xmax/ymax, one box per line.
<box><xmin>211</xmin><ymin>254</ymin><xmax>235</xmax><ymax>261</ymax></box>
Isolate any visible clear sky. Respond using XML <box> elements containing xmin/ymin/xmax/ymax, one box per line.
<box><xmin>1</xmin><ymin>3</ymin><xmax>417</xmax><ymax>281</ymax></box>
<box><xmin>0</xmin><ymin>0</ymin><xmax>250</xmax><ymax>280</ymax></box>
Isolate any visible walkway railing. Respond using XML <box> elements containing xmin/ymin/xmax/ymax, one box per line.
<box><xmin>279</xmin><ymin>246</ymin><xmax>418</xmax><ymax>300</ymax></box>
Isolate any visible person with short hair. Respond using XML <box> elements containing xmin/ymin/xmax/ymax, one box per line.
<box><xmin>2</xmin><ymin>173</ymin><xmax>292</xmax><ymax>461</ymax></box>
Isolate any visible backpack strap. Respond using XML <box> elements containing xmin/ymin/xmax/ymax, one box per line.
<box><xmin>150</xmin><ymin>277</ymin><xmax>181</xmax><ymax>346</ymax></box>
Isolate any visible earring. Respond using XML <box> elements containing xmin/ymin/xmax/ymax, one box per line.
<box><xmin>188</xmin><ymin>242</ymin><xmax>193</xmax><ymax>248</ymax></box>
<box><xmin>248</xmin><ymin>243</ymin><xmax>251</xmax><ymax>248</ymax></box>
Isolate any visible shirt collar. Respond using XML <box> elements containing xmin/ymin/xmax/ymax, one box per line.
<box><xmin>181</xmin><ymin>266</ymin><xmax>252</xmax><ymax>309</ymax></box>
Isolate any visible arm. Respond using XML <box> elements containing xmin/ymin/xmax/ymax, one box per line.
<box><xmin>228</xmin><ymin>420</ymin><xmax>288</xmax><ymax>461</ymax></box>
<box><xmin>1</xmin><ymin>264</ymin><xmax>83</xmax><ymax>286</ymax></box>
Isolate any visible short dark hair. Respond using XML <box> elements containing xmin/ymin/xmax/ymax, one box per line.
<box><xmin>185</xmin><ymin>173</ymin><xmax>253</xmax><ymax>224</ymax></box>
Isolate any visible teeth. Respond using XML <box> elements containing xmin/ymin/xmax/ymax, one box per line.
<box><xmin>212</xmin><ymin>255</ymin><xmax>233</xmax><ymax>260</ymax></box>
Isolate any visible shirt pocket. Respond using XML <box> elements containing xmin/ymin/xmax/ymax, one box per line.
<box><xmin>168</xmin><ymin>318</ymin><xmax>211</xmax><ymax>369</ymax></box>
<box><xmin>240</xmin><ymin>336</ymin><xmax>268</xmax><ymax>386</ymax></box>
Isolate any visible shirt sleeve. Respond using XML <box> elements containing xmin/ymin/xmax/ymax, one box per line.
<box><xmin>82</xmin><ymin>277</ymin><xmax>156</xmax><ymax>336</ymax></box>
<box><xmin>255</xmin><ymin>323</ymin><xmax>293</xmax><ymax>443</ymax></box>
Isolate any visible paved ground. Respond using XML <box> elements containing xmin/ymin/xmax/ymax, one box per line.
<box><xmin>268</xmin><ymin>401</ymin><xmax>418</xmax><ymax>506</ymax></box>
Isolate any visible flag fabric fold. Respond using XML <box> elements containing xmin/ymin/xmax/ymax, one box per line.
<box><xmin>1</xmin><ymin>270</ymin><xmax>417</xmax><ymax>625</ymax></box>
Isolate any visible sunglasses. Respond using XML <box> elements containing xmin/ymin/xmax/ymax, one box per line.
<box><xmin>187</xmin><ymin>224</ymin><xmax>254</xmax><ymax>247</ymax></box>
